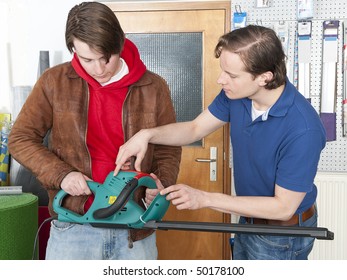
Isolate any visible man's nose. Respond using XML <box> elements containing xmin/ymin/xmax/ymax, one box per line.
<box><xmin>217</xmin><ymin>72</ymin><xmax>226</xmax><ymax>85</ymax></box>
<box><xmin>94</xmin><ymin>60</ymin><xmax>105</xmax><ymax>75</ymax></box>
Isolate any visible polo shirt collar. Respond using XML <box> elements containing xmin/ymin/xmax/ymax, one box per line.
<box><xmin>242</xmin><ymin>78</ymin><xmax>295</xmax><ymax>121</ymax></box>
<box><xmin>269</xmin><ymin>78</ymin><xmax>295</xmax><ymax>118</ymax></box>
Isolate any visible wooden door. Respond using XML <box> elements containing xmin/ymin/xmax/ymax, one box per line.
<box><xmin>106</xmin><ymin>1</ymin><xmax>231</xmax><ymax>260</ymax></box>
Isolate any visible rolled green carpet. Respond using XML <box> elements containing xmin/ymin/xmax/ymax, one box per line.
<box><xmin>0</xmin><ymin>193</ymin><xmax>38</xmax><ymax>260</ymax></box>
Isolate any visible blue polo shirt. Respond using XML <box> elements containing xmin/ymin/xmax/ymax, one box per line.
<box><xmin>208</xmin><ymin>80</ymin><xmax>326</xmax><ymax>213</ymax></box>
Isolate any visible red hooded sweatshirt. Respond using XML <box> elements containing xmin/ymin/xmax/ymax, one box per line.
<box><xmin>71</xmin><ymin>39</ymin><xmax>146</xmax><ymax>209</ymax></box>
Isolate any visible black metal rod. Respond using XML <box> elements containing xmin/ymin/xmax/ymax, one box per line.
<box><xmin>144</xmin><ymin>220</ymin><xmax>334</xmax><ymax>240</ymax></box>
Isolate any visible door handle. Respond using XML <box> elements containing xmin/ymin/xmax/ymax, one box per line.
<box><xmin>195</xmin><ymin>158</ymin><xmax>216</xmax><ymax>163</ymax></box>
<box><xmin>195</xmin><ymin>147</ymin><xmax>217</xmax><ymax>181</ymax></box>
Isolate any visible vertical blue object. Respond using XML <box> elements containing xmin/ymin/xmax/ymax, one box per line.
<box><xmin>0</xmin><ymin>126</ymin><xmax>10</xmax><ymax>186</ymax></box>
<box><xmin>229</xmin><ymin>237</ymin><xmax>235</xmax><ymax>259</ymax></box>
<box><xmin>233</xmin><ymin>12</ymin><xmax>247</xmax><ymax>30</ymax></box>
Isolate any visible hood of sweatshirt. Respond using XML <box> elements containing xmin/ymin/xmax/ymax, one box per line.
<box><xmin>71</xmin><ymin>38</ymin><xmax>146</xmax><ymax>89</ymax></box>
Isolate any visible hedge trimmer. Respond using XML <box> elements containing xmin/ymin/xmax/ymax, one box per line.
<box><xmin>53</xmin><ymin>171</ymin><xmax>334</xmax><ymax>240</ymax></box>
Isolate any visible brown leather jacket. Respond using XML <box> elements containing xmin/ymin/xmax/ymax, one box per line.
<box><xmin>8</xmin><ymin>62</ymin><xmax>181</xmax><ymax>243</ymax></box>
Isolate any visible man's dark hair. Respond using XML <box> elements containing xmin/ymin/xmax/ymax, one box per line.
<box><xmin>65</xmin><ymin>2</ymin><xmax>125</xmax><ymax>63</ymax></box>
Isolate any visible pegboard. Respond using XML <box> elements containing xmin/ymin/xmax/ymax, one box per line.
<box><xmin>231</xmin><ymin>0</ymin><xmax>347</xmax><ymax>172</ymax></box>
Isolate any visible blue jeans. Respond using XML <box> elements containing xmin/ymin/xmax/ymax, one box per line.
<box><xmin>232</xmin><ymin>208</ymin><xmax>317</xmax><ymax>260</ymax></box>
<box><xmin>45</xmin><ymin>220</ymin><xmax>157</xmax><ymax>260</ymax></box>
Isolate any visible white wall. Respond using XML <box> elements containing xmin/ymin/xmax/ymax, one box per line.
<box><xmin>0</xmin><ymin>0</ymin><xmax>87</xmax><ymax>114</ymax></box>
<box><xmin>0</xmin><ymin>0</ymin><xmax>224</xmax><ymax>115</ymax></box>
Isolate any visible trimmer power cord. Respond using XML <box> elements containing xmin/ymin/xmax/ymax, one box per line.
<box><xmin>32</xmin><ymin>215</ymin><xmax>57</xmax><ymax>260</ymax></box>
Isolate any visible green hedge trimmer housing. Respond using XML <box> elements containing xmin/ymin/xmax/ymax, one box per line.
<box><xmin>53</xmin><ymin>171</ymin><xmax>169</xmax><ymax>229</ymax></box>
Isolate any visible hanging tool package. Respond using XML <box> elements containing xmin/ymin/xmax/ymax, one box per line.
<box><xmin>52</xmin><ymin>170</ymin><xmax>334</xmax><ymax>241</ymax></box>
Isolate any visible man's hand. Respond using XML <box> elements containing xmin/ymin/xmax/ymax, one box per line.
<box><xmin>114</xmin><ymin>129</ymin><xmax>151</xmax><ymax>176</ymax></box>
<box><xmin>144</xmin><ymin>173</ymin><xmax>164</xmax><ymax>205</ymax></box>
<box><xmin>160</xmin><ymin>184</ymin><xmax>206</xmax><ymax>210</ymax></box>
<box><xmin>60</xmin><ymin>171</ymin><xmax>92</xmax><ymax>196</ymax></box>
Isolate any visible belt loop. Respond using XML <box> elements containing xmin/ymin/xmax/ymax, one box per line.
<box><xmin>298</xmin><ymin>212</ymin><xmax>303</xmax><ymax>226</ymax></box>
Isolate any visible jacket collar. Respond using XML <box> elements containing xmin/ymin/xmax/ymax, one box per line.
<box><xmin>66</xmin><ymin>63</ymin><xmax>80</xmax><ymax>79</ymax></box>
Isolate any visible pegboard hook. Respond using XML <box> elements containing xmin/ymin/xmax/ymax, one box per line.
<box><xmin>235</xmin><ymin>5</ymin><xmax>243</xmax><ymax>14</ymax></box>
<box><xmin>256</xmin><ymin>19</ymin><xmax>263</xmax><ymax>26</ymax></box>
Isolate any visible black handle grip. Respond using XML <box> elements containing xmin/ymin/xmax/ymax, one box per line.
<box><xmin>93</xmin><ymin>178</ymin><xmax>138</xmax><ymax>219</ymax></box>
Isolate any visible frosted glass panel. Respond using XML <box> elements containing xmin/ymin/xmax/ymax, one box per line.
<box><xmin>126</xmin><ymin>33</ymin><xmax>203</xmax><ymax>145</ymax></box>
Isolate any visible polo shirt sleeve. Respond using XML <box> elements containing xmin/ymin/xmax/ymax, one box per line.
<box><xmin>276</xmin><ymin>129</ymin><xmax>325</xmax><ymax>192</ymax></box>
<box><xmin>208</xmin><ymin>90</ymin><xmax>230</xmax><ymax>122</ymax></box>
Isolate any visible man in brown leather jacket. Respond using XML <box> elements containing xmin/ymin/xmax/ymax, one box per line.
<box><xmin>8</xmin><ymin>2</ymin><xmax>181</xmax><ymax>260</ymax></box>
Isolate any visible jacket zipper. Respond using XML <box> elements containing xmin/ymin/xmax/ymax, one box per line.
<box><xmin>84</xmin><ymin>82</ymin><xmax>92</xmax><ymax>176</ymax></box>
<box><xmin>121</xmin><ymin>85</ymin><xmax>133</xmax><ymax>142</ymax></box>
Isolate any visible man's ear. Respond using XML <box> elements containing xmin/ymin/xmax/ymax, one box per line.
<box><xmin>258</xmin><ymin>71</ymin><xmax>273</xmax><ymax>86</ymax></box>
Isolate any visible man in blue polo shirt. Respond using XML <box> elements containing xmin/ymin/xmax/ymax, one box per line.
<box><xmin>114</xmin><ymin>25</ymin><xmax>326</xmax><ymax>260</ymax></box>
